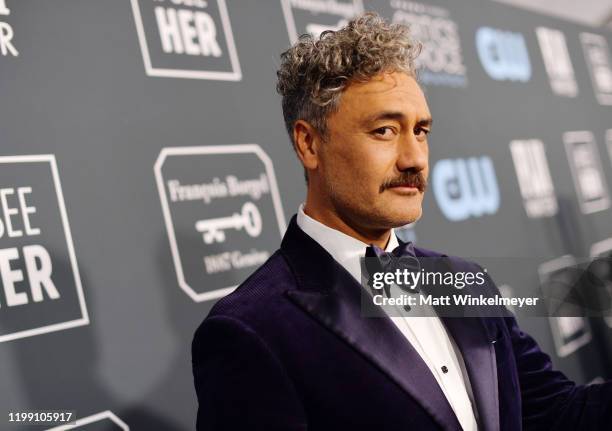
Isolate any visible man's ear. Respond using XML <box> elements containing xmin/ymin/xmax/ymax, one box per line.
<box><xmin>293</xmin><ymin>120</ymin><xmax>322</xmax><ymax>171</ymax></box>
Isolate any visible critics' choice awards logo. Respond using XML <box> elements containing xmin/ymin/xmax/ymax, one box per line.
<box><xmin>281</xmin><ymin>0</ymin><xmax>363</xmax><ymax>44</ymax></box>
<box><xmin>155</xmin><ymin>145</ymin><xmax>286</xmax><ymax>302</ymax></box>
<box><xmin>130</xmin><ymin>0</ymin><xmax>241</xmax><ymax>80</ymax></box>
<box><xmin>580</xmin><ymin>32</ymin><xmax>612</xmax><ymax>105</ymax></box>
<box><xmin>432</xmin><ymin>156</ymin><xmax>500</xmax><ymax>222</ymax></box>
<box><xmin>536</xmin><ymin>27</ymin><xmax>578</xmax><ymax>97</ymax></box>
<box><xmin>564</xmin><ymin>131</ymin><xmax>610</xmax><ymax>214</ymax></box>
<box><xmin>510</xmin><ymin>139</ymin><xmax>558</xmax><ymax>218</ymax></box>
<box><xmin>387</xmin><ymin>0</ymin><xmax>467</xmax><ymax>87</ymax></box>
<box><xmin>0</xmin><ymin>155</ymin><xmax>88</xmax><ymax>343</ymax></box>
<box><xmin>476</xmin><ymin>27</ymin><xmax>531</xmax><ymax>82</ymax></box>
<box><xmin>538</xmin><ymin>256</ymin><xmax>592</xmax><ymax>358</ymax></box>
<box><xmin>0</xmin><ymin>0</ymin><xmax>17</xmax><ymax>57</ymax></box>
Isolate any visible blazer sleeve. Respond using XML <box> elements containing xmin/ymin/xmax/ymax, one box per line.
<box><xmin>505</xmin><ymin>314</ymin><xmax>612</xmax><ymax>430</ymax></box>
<box><xmin>192</xmin><ymin>315</ymin><xmax>307</xmax><ymax>431</ymax></box>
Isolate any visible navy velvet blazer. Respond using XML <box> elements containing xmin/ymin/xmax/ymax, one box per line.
<box><xmin>192</xmin><ymin>215</ymin><xmax>612</xmax><ymax>430</ymax></box>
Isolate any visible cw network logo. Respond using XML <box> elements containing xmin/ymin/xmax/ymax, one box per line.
<box><xmin>432</xmin><ymin>156</ymin><xmax>500</xmax><ymax>222</ymax></box>
<box><xmin>476</xmin><ymin>27</ymin><xmax>531</xmax><ymax>82</ymax></box>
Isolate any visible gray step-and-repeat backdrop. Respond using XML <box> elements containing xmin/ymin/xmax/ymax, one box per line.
<box><xmin>1</xmin><ymin>0</ymin><xmax>612</xmax><ymax>429</ymax></box>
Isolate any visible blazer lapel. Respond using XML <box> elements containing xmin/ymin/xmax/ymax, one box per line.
<box><xmin>441</xmin><ymin>316</ymin><xmax>500</xmax><ymax>431</ymax></box>
<box><xmin>416</xmin><ymin>248</ymin><xmax>500</xmax><ymax>431</ymax></box>
<box><xmin>281</xmin><ymin>216</ymin><xmax>462</xmax><ymax>431</ymax></box>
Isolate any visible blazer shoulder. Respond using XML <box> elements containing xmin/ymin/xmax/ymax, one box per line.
<box><xmin>200</xmin><ymin>249</ymin><xmax>297</xmax><ymax>322</ymax></box>
<box><xmin>413</xmin><ymin>245</ymin><xmax>447</xmax><ymax>258</ymax></box>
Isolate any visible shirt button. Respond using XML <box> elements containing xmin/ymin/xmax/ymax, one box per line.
<box><xmin>441</xmin><ymin>365</ymin><xmax>449</xmax><ymax>374</ymax></box>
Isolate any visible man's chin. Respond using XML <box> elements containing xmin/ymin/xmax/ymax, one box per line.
<box><xmin>384</xmin><ymin>207</ymin><xmax>422</xmax><ymax>228</ymax></box>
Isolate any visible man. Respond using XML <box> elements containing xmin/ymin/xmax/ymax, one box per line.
<box><xmin>192</xmin><ymin>12</ymin><xmax>612</xmax><ymax>430</ymax></box>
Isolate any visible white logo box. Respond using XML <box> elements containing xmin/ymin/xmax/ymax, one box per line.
<box><xmin>0</xmin><ymin>155</ymin><xmax>89</xmax><ymax>343</ymax></box>
<box><xmin>154</xmin><ymin>145</ymin><xmax>286</xmax><ymax>302</ymax></box>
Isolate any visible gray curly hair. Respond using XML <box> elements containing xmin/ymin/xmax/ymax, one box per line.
<box><xmin>276</xmin><ymin>11</ymin><xmax>422</xmax><ymax>174</ymax></box>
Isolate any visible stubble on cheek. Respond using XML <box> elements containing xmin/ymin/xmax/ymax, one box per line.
<box><xmin>325</xmin><ymin>161</ymin><xmax>375</xmax><ymax>220</ymax></box>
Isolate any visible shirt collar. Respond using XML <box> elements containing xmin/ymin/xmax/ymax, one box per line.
<box><xmin>296</xmin><ymin>203</ymin><xmax>400</xmax><ymax>282</ymax></box>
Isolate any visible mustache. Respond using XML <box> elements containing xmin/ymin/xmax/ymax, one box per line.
<box><xmin>380</xmin><ymin>171</ymin><xmax>428</xmax><ymax>193</ymax></box>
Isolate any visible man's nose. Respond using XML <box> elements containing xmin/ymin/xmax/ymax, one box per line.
<box><xmin>396</xmin><ymin>132</ymin><xmax>428</xmax><ymax>172</ymax></box>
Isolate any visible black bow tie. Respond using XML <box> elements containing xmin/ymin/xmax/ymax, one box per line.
<box><xmin>364</xmin><ymin>240</ymin><xmax>421</xmax><ymax>297</ymax></box>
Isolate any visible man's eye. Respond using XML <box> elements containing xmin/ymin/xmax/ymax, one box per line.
<box><xmin>372</xmin><ymin>127</ymin><xmax>395</xmax><ymax>138</ymax></box>
<box><xmin>415</xmin><ymin>127</ymin><xmax>431</xmax><ymax>137</ymax></box>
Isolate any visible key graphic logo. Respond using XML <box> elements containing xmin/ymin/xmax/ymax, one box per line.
<box><xmin>195</xmin><ymin>202</ymin><xmax>262</xmax><ymax>245</ymax></box>
<box><xmin>155</xmin><ymin>145</ymin><xmax>286</xmax><ymax>302</ymax></box>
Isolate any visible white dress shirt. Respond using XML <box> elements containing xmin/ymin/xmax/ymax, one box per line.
<box><xmin>297</xmin><ymin>204</ymin><xmax>479</xmax><ymax>431</ymax></box>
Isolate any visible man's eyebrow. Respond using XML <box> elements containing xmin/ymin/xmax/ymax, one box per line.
<box><xmin>417</xmin><ymin>117</ymin><xmax>433</xmax><ymax>128</ymax></box>
<box><xmin>363</xmin><ymin>111</ymin><xmax>433</xmax><ymax>127</ymax></box>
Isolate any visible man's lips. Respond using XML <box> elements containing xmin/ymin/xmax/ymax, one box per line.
<box><xmin>388</xmin><ymin>184</ymin><xmax>421</xmax><ymax>193</ymax></box>
<box><xmin>380</xmin><ymin>174</ymin><xmax>427</xmax><ymax>194</ymax></box>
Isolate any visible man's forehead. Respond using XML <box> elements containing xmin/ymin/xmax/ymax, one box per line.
<box><xmin>346</xmin><ymin>72</ymin><xmax>423</xmax><ymax>96</ymax></box>
<box><xmin>340</xmin><ymin>72</ymin><xmax>430</xmax><ymax>118</ymax></box>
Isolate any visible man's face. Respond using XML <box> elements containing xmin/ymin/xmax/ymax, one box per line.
<box><xmin>318</xmin><ymin>71</ymin><xmax>431</xmax><ymax>231</ymax></box>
